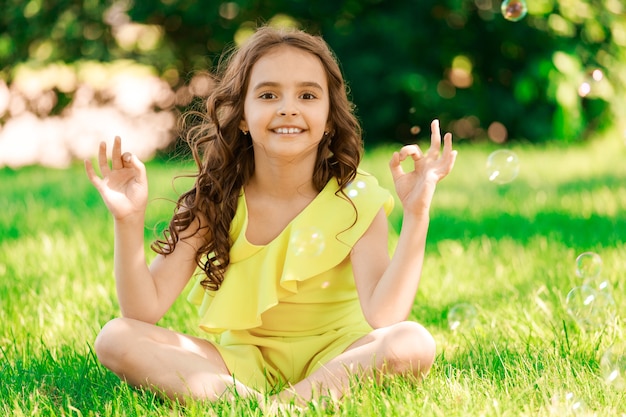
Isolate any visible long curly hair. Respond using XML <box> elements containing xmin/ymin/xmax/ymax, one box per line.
<box><xmin>152</xmin><ymin>26</ymin><xmax>363</xmax><ymax>291</ymax></box>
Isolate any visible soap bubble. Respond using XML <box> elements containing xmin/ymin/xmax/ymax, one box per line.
<box><xmin>601</xmin><ymin>345</ymin><xmax>626</xmax><ymax>389</ymax></box>
<box><xmin>592</xmin><ymin>284</ymin><xmax>616</xmax><ymax>316</ymax></box>
<box><xmin>345</xmin><ymin>180</ymin><xmax>368</xmax><ymax>199</ymax></box>
<box><xmin>486</xmin><ymin>149</ymin><xmax>520</xmax><ymax>184</ymax></box>
<box><xmin>597</xmin><ymin>279</ymin><xmax>612</xmax><ymax>295</ymax></box>
<box><xmin>501</xmin><ymin>0</ymin><xmax>528</xmax><ymax>22</ymax></box>
<box><xmin>563</xmin><ymin>393</ymin><xmax>585</xmax><ymax>414</ymax></box>
<box><xmin>290</xmin><ymin>227</ymin><xmax>325</xmax><ymax>257</ymax></box>
<box><xmin>565</xmin><ymin>285</ymin><xmax>596</xmax><ymax>326</ymax></box>
<box><xmin>575</xmin><ymin>251</ymin><xmax>602</xmax><ymax>281</ymax></box>
<box><xmin>447</xmin><ymin>303</ymin><xmax>478</xmax><ymax>331</ymax></box>
<box><xmin>590</xmin><ymin>279</ymin><xmax>615</xmax><ymax>312</ymax></box>
<box><xmin>549</xmin><ymin>392</ymin><xmax>586</xmax><ymax>415</ymax></box>
<box><xmin>565</xmin><ymin>285</ymin><xmax>614</xmax><ymax>329</ymax></box>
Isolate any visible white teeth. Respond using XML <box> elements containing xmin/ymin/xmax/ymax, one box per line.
<box><xmin>274</xmin><ymin>127</ymin><xmax>302</xmax><ymax>134</ymax></box>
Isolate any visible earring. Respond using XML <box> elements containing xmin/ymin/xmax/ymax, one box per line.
<box><xmin>324</xmin><ymin>131</ymin><xmax>329</xmax><ymax>136</ymax></box>
<box><xmin>241</xmin><ymin>128</ymin><xmax>248</xmax><ymax>135</ymax></box>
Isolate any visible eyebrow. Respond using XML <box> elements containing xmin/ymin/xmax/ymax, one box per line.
<box><xmin>251</xmin><ymin>81</ymin><xmax>325</xmax><ymax>91</ymax></box>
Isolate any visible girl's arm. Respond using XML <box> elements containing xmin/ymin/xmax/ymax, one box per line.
<box><xmin>351</xmin><ymin>119</ymin><xmax>457</xmax><ymax>328</ymax></box>
<box><xmin>111</xmin><ymin>214</ymin><xmax>202</xmax><ymax>323</ymax></box>
<box><xmin>85</xmin><ymin>137</ymin><xmax>201</xmax><ymax>323</ymax></box>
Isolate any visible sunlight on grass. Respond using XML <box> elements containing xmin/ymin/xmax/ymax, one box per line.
<box><xmin>1</xmin><ymin>131</ymin><xmax>625</xmax><ymax>415</ymax></box>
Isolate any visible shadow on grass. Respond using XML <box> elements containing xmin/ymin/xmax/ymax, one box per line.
<box><xmin>429</xmin><ymin>210</ymin><xmax>625</xmax><ymax>249</ymax></box>
<box><xmin>383</xmin><ymin>173</ymin><xmax>626</xmax><ymax>253</ymax></box>
<box><xmin>427</xmin><ymin>173</ymin><xmax>626</xmax><ymax>249</ymax></box>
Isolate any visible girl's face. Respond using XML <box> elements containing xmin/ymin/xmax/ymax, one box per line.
<box><xmin>240</xmin><ymin>45</ymin><xmax>330</xmax><ymax>163</ymax></box>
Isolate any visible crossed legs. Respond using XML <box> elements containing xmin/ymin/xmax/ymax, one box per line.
<box><xmin>94</xmin><ymin>318</ymin><xmax>436</xmax><ymax>404</ymax></box>
<box><xmin>279</xmin><ymin>320</ymin><xmax>436</xmax><ymax>404</ymax></box>
<box><xmin>93</xmin><ymin>318</ymin><xmax>260</xmax><ymax>402</ymax></box>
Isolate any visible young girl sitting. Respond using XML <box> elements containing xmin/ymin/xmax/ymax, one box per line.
<box><xmin>85</xmin><ymin>25</ymin><xmax>457</xmax><ymax>405</ymax></box>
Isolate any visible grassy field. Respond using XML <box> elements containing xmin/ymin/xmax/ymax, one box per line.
<box><xmin>1</xmin><ymin>133</ymin><xmax>625</xmax><ymax>416</ymax></box>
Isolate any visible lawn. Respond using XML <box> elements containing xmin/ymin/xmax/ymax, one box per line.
<box><xmin>1</xmin><ymin>132</ymin><xmax>625</xmax><ymax>416</ymax></box>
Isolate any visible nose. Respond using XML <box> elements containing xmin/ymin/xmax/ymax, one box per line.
<box><xmin>277</xmin><ymin>98</ymin><xmax>299</xmax><ymax>116</ymax></box>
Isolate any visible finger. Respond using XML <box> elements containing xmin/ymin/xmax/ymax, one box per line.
<box><xmin>122</xmin><ymin>152</ymin><xmax>132</xmax><ymax>166</ymax></box>
<box><xmin>84</xmin><ymin>159</ymin><xmax>103</xmax><ymax>190</ymax></box>
<box><xmin>97</xmin><ymin>141</ymin><xmax>110</xmax><ymax>176</ymax></box>
<box><xmin>448</xmin><ymin>149</ymin><xmax>458</xmax><ymax>171</ymax></box>
<box><xmin>441</xmin><ymin>133</ymin><xmax>455</xmax><ymax>164</ymax></box>
<box><xmin>440</xmin><ymin>150</ymin><xmax>458</xmax><ymax>179</ymax></box>
<box><xmin>429</xmin><ymin>119</ymin><xmax>442</xmax><ymax>157</ymax></box>
<box><xmin>389</xmin><ymin>151</ymin><xmax>406</xmax><ymax>181</ymax></box>
<box><xmin>438</xmin><ymin>133</ymin><xmax>458</xmax><ymax>177</ymax></box>
<box><xmin>398</xmin><ymin>144</ymin><xmax>423</xmax><ymax>162</ymax></box>
<box><xmin>111</xmin><ymin>136</ymin><xmax>123</xmax><ymax>170</ymax></box>
<box><xmin>122</xmin><ymin>151</ymin><xmax>142</xmax><ymax>170</ymax></box>
<box><xmin>122</xmin><ymin>151</ymin><xmax>148</xmax><ymax>183</ymax></box>
<box><xmin>442</xmin><ymin>132</ymin><xmax>453</xmax><ymax>155</ymax></box>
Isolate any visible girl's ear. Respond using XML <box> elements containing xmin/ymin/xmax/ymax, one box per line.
<box><xmin>239</xmin><ymin>120</ymin><xmax>249</xmax><ymax>134</ymax></box>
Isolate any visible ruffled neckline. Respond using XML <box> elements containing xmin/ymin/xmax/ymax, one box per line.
<box><xmin>240</xmin><ymin>179</ymin><xmax>334</xmax><ymax>248</ymax></box>
<box><xmin>187</xmin><ymin>172</ymin><xmax>394</xmax><ymax>333</ymax></box>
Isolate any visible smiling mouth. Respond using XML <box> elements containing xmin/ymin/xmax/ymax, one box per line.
<box><xmin>273</xmin><ymin>127</ymin><xmax>303</xmax><ymax>134</ymax></box>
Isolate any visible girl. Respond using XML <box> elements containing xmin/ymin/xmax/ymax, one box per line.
<box><xmin>85</xmin><ymin>26</ymin><xmax>457</xmax><ymax>405</ymax></box>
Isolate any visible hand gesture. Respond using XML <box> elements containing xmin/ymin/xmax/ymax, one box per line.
<box><xmin>389</xmin><ymin>119</ymin><xmax>457</xmax><ymax>216</ymax></box>
<box><xmin>85</xmin><ymin>136</ymin><xmax>149</xmax><ymax>221</ymax></box>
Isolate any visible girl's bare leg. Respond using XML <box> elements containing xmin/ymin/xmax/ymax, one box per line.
<box><xmin>276</xmin><ymin>320</ymin><xmax>436</xmax><ymax>404</ymax></box>
<box><xmin>94</xmin><ymin>317</ymin><xmax>261</xmax><ymax>402</ymax></box>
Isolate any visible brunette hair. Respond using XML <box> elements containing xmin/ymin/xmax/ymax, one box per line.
<box><xmin>152</xmin><ymin>26</ymin><xmax>363</xmax><ymax>291</ymax></box>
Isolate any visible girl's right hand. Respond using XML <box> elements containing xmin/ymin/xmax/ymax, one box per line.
<box><xmin>85</xmin><ymin>136</ymin><xmax>149</xmax><ymax>221</ymax></box>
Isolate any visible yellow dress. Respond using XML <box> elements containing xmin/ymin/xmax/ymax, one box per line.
<box><xmin>187</xmin><ymin>171</ymin><xmax>394</xmax><ymax>391</ymax></box>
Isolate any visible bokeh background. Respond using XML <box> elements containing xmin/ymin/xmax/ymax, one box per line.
<box><xmin>2</xmin><ymin>3</ymin><xmax>626</xmax><ymax>415</ymax></box>
<box><xmin>1</xmin><ymin>0</ymin><xmax>625</xmax><ymax>168</ymax></box>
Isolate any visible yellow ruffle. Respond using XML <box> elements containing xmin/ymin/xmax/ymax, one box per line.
<box><xmin>187</xmin><ymin>171</ymin><xmax>394</xmax><ymax>334</ymax></box>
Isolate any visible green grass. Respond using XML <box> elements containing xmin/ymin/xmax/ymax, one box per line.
<box><xmin>1</xmin><ymin>133</ymin><xmax>625</xmax><ymax>416</ymax></box>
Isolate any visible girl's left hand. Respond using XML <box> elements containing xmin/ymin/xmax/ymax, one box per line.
<box><xmin>389</xmin><ymin>119</ymin><xmax>457</xmax><ymax>216</ymax></box>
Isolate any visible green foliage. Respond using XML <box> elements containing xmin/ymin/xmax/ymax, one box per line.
<box><xmin>1</xmin><ymin>135</ymin><xmax>626</xmax><ymax>415</ymax></box>
<box><xmin>2</xmin><ymin>0</ymin><xmax>625</xmax><ymax>147</ymax></box>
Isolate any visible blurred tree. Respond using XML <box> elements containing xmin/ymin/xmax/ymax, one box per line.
<box><xmin>1</xmin><ymin>0</ymin><xmax>625</xmax><ymax>148</ymax></box>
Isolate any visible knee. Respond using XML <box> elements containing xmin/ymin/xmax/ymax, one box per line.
<box><xmin>382</xmin><ymin>321</ymin><xmax>436</xmax><ymax>376</ymax></box>
<box><xmin>94</xmin><ymin>317</ymin><xmax>135</xmax><ymax>371</ymax></box>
